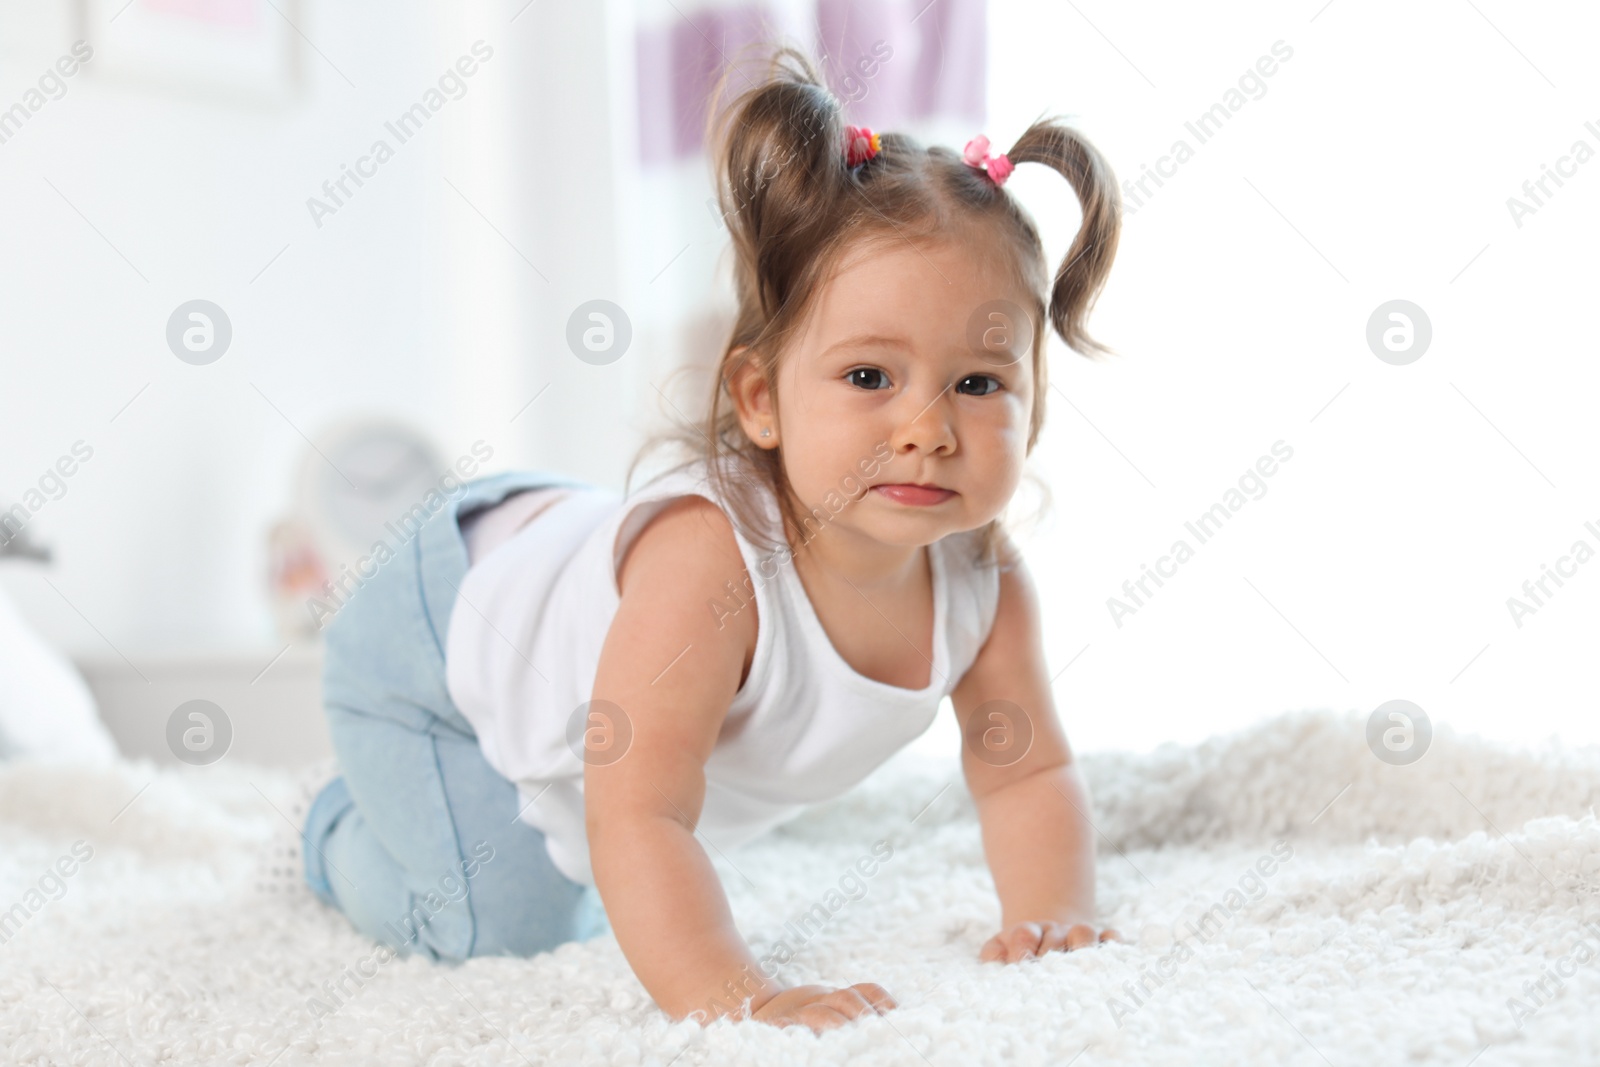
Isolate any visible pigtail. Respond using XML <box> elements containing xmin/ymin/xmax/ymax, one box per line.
<box><xmin>1006</xmin><ymin>120</ymin><xmax>1122</xmax><ymax>359</ymax></box>
<box><xmin>708</xmin><ymin>48</ymin><xmax>847</xmax><ymax>329</ymax></box>
<box><xmin>686</xmin><ymin>47</ymin><xmax>858</xmax><ymax>554</ymax></box>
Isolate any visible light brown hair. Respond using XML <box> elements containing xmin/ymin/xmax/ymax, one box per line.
<box><xmin>629</xmin><ymin>46</ymin><xmax>1121</xmax><ymax>569</ymax></box>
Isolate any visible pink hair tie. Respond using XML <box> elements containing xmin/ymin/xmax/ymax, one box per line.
<box><xmin>962</xmin><ymin>135</ymin><xmax>1013</xmax><ymax>186</ymax></box>
<box><xmin>844</xmin><ymin>125</ymin><xmax>880</xmax><ymax>167</ymax></box>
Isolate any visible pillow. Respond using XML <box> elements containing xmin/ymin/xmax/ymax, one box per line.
<box><xmin>0</xmin><ymin>583</ymin><xmax>119</xmax><ymax>764</ymax></box>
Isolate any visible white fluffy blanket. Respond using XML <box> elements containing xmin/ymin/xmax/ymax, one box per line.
<box><xmin>2</xmin><ymin>710</ymin><xmax>1598</xmax><ymax>1066</ymax></box>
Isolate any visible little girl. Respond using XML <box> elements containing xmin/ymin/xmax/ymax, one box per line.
<box><xmin>301</xmin><ymin>47</ymin><xmax>1123</xmax><ymax>1033</ymax></box>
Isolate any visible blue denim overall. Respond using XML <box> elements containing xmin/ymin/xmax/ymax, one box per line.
<box><xmin>301</xmin><ymin>469</ymin><xmax>611</xmax><ymax>960</ymax></box>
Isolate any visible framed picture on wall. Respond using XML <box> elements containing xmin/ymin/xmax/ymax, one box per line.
<box><xmin>75</xmin><ymin>0</ymin><xmax>302</xmax><ymax>104</ymax></box>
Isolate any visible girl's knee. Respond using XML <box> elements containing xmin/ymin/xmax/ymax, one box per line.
<box><xmin>459</xmin><ymin>864</ymin><xmax>593</xmax><ymax>958</ymax></box>
<box><xmin>466</xmin><ymin>907</ymin><xmax>578</xmax><ymax>958</ymax></box>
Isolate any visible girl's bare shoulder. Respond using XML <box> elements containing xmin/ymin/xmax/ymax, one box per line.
<box><xmin>616</xmin><ymin>495</ymin><xmax>745</xmax><ymax>592</ymax></box>
<box><xmin>614</xmin><ymin>494</ymin><xmax>759</xmax><ymax>681</ymax></box>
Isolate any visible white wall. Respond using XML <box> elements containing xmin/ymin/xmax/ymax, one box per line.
<box><xmin>975</xmin><ymin>0</ymin><xmax>1600</xmax><ymax>751</ymax></box>
<box><xmin>0</xmin><ymin>0</ymin><xmax>629</xmax><ymax>657</ymax></box>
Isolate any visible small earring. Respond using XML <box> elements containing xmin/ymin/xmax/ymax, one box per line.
<box><xmin>760</xmin><ymin>428</ymin><xmax>771</xmax><ymax>438</ymax></box>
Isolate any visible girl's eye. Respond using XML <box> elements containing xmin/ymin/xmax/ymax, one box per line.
<box><xmin>846</xmin><ymin>367</ymin><xmax>890</xmax><ymax>390</ymax></box>
<box><xmin>957</xmin><ymin>374</ymin><xmax>1002</xmax><ymax>396</ymax></box>
<box><xmin>844</xmin><ymin>368</ymin><xmax>1002</xmax><ymax>395</ymax></box>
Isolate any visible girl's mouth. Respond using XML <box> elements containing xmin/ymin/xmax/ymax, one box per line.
<box><xmin>871</xmin><ymin>484</ymin><xmax>956</xmax><ymax>506</ymax></box>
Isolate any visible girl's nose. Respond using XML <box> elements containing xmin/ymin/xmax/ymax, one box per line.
<box><xmin>890</xmin><ymin>384</ymin><xmax>957</xmax><ymax>457</ymax></box>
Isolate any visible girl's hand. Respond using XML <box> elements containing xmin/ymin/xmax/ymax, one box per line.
<box><xmin>979</xmin><ymin>921</ymin><xmax>1121</xmax><ymax>963</ymax></box>
<box><xmin>749</xmin><ymin>983</ymin><xmax>897</xmax><ymax>1032</ymax></box>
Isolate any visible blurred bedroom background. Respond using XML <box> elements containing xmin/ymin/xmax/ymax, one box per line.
<box><xmin>1</xmin><ymin>0</ymin><xmax>1595</xmax><ymax>769</ymax></box>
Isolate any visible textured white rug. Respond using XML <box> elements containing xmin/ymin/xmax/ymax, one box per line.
<box><xmin>2</xmin><ymin>709</ymin><xmax>1599</xmax><ymax>1066</ymax></box>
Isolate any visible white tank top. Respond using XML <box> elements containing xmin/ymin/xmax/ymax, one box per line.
<box><xmin>443</xmin><ymin>459</ymin><xmax>1003</xmax><ymax>886</ymax></box>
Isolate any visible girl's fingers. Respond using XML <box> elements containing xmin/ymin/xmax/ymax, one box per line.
<box><xmin>981</xmin><ymin>923</ymin><xmax>1042</xmax><ymax>962</ymax></box>
<box><xmin>794</xmin><ymin>1004</ymin><xmax>853</xmax><ymax>1032</ymax></box>
<box><xmin>1038</xmin><ymin>921</ymin><xmax>1074</xmax><ymax>955</ymax></box>
<box><xmin>1006</xmin><ymin>922</ymin><xmax>1044</xmax><ymax>961</ymax></box>
<box><xmin>984</xmin><ymin>922</ymin><xmax>1121</xmax><ymax>961</ymax></box>
<box><xmin>847</xmin><ymin>983</ymin><xmax>897</xmax><ymax>1014</ymax></box>
<box><xmin>818</xmin><ymin>986</ymin><xmax>875</xmax><ymax>1020</ymax></box>
<box><xmin>1064</xmin><ymin>923</ymin><xmax>1099</xmax><ymax>950</ymax></box>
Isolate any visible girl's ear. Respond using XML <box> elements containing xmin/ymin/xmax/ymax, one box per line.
<box><xmin>724</xmin><ymin>345</ymin><xmax>778</xmax><ymax>448</ymax></box>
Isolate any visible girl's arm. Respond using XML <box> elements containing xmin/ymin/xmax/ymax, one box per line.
<box><xmin>586</xmin><ymin>497</ymin><xmax>766</xmax><ymax>1019</ymax></box>
<box><xmin>585</xmin><ymin>496</ymin><xmax>890</xmax><ymax>1026</ymax></box>
<box><xmin>949</xmin><ymin>541</ymin><xmax>1115</xmax><ymax>962</ymax></box>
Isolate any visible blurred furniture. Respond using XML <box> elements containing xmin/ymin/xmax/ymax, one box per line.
<box><xmin>73</xmin><ymin>644</ymin><xmax>331</xmax><ymax>768</ymax></box>
<box><xmin>268</xmin><ymin>418</ymin><xmax>450</xmax><ymax>642</ymax></box>
<box><xmin>76</xmin><ymin>0</ymin><xmax>302</xmax><ymax>104</ymax></box>
<box><xmin>0</xmin><ymin>524</ymin><xmax>51</xmax><ymax>563</ymax></box>
<box><xmin>0</xmin><ymin>577</ymin><xmax>119</xmax><ymax>764</ymax></box>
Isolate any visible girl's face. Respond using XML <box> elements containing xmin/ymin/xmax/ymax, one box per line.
<box><xmin>752</xmin><ymin>231</ymin><xmax>1037</xmax><ymax>550</ymax></box>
